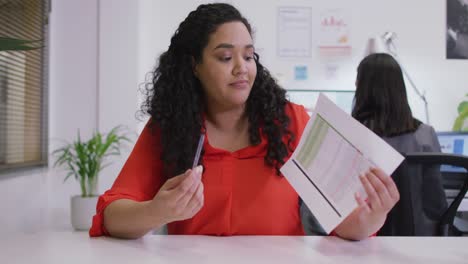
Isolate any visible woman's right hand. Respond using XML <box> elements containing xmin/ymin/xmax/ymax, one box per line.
<box><xmin>148</xmin><ymin>166</ymin><xmax>204</xmax><ymax>224</ymax></box>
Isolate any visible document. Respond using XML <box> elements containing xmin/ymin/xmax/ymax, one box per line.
<box><xmin>281</xmin><ymin>94</ymin><xmax>404</xmax><ymax>233</ymax></box>
<box><xmin>277</xmin><ymin>7</ymin><xmax>312</xmax><ymax>57</ymax></box>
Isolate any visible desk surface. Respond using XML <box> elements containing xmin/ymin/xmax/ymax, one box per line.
<box><xmin>2</xmin><ymin>232</ymin><xmax>468</xmax><ymax>264</ymax></box>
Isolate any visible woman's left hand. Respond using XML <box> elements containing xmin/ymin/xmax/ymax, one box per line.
<box><xmin>334</xmin><ymin>167</ymin><xmax>400</xmax><ymax>240</ymax></box>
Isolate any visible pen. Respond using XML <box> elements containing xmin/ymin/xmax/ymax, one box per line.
<box><xmin>192</xmin><ymin>133</ymin><xmax>205</xmax><ymax>169</ymax></box>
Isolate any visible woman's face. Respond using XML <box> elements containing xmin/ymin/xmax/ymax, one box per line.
<box><xmin>194</xmin><ymin>21</ymin><xmax>257</xmax><ymax>111</ymax></box>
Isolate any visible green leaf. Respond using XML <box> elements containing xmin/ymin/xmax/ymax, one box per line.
<box><xmin>453</xmin><ymin>107</ymin><xmax>468</xmax><ymax>131</ymax></box>
<box><xmin>51</xmin><ymin>125</ymin><xmax>133</xmax><ymax>196</ymax></box>
<box><xmin>458</xmin><ymin>101</ymin><xmax>468</xmax><ymax>115</ymax></box>
<box><xmin>63</xmin><ymin>171</ymin><xmax>75</xmax><ymax>183</ymax></box>
<box><xmin>0</xmin><ymin>37</ymin><xmax>43</xmax><ymax>51</ymax></box>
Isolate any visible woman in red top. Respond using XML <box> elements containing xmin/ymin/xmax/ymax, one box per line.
<box><xmin>90</xmin><ymin>3</ymin><xmax>399</xmax><ymax>240</ymax></box>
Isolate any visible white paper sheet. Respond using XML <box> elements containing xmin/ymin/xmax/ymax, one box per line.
<box><xmin>277</xmin><ymin>7</ymin><xmax>312</xmax><ymax>57</ymax></box>
<box><xmin>281</xmin><ymin>93</ymin><xmax>404</xmax><ymax>234</ymax></box>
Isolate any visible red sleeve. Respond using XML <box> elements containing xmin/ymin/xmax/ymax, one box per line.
<box><xmin>89</xmin><ymin>120</ymin><xmax>164</xmax><ymax>237</ymax></box>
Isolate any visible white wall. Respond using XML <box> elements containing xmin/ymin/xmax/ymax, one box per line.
<box><xmin>0</xmin><ymin>168</ymin><xmax>48</xmax><ymax>233</ymax></box>
<box><xmin>139</xmin><ymin>0</ymin><xmax>468</xmax><ymax>131</ymax></box>
<box><xmin>44</xmin><ymin>0</ymin><xmax>139</xmax><ymax>231</ymax></box>
<box><xmin>1</xmin><ymin>0</ymin><xmax>467</xmax><ymax>233</ymax></box>
<box><xmin>0</xmin><ymin>0</ymin><xmax>138</xmax><ymax>233</ymax></box>
<box><xmin>0</xmin><ymin>0</ymin><xmax>100</xmax><ymax>233</ymax></box>
<box><xmin>97</xmin><ymin>0</ymin><xmax>139</xmax><ymax>192</ymax></box>
<box><xmin>47</xmin><ymin>0</ymin><xmax>100</xmax><ymax>231</ymax></box>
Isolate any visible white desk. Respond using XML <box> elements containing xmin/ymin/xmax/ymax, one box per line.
<box><xmin>2</xmin><ymin>232</ymin><xmax>468</xmax><ymax>264</ymax></box>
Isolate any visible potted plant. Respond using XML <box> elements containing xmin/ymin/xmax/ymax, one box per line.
<box><xmin>453</xmin><ymin>93</ymin><xmax>468</xmax><ymax>132</ymax></box>
<box><xmin>52</xmin><ymin>126</ymin><xmax>131</xmax><ymax>230</ymax></box>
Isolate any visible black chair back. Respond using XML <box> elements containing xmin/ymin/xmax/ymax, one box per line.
<box><xmin>379</xmin><ymin>152</ymin><xmax>468</xmax><ymax>236</ymax></box>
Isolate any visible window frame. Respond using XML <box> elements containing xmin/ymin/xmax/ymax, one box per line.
<box><xmin>0</xmin><ymin>0</ymin><xmax>50</xmax><ymax>174</ymax></box>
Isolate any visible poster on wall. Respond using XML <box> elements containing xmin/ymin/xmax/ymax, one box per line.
<box><xmin>277</xmin><ymin>7</ymin><xmax>312</xmax><ymax>57</ymax></box>
<box><xmin>447</xmin><ymin>0</ymin><xmax>468</xmax><ymax>59</ymax></box>
<box><xmin>317</xmin><ymin>9</ymin><xmax>351</xmax><ymax>58</ymax></box>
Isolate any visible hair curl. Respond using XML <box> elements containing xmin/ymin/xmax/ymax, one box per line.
<box><xmin>141</xmin><ymin>3</ymin><xmax>294</xmax><ymax>177</ymax></box>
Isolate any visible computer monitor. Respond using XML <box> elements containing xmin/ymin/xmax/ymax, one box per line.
<box><xmin>436</xmin><ymin>131</ymin><xmax>468</xmax><ymax>191</ymax></box>
<box><xmin>437</xmin><ymin>131</ymin><xmax>468</xmax><ymax>172</ymax></box>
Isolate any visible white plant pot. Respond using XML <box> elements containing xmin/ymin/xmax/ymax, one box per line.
<box><xmin>70</xmin><ymin>195</ymin><xmax>99</xmax><ymax>231</ymax></box>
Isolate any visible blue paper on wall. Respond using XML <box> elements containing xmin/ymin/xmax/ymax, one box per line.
<box><xmin>294</xmin><ymin>65</ymin><xmax>308</xmax><ymax>80</ymax></box>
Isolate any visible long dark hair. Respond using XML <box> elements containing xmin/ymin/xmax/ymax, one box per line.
<box><xmin>141</xmin><ymin>3</ymin><xmax>294</xmax><ymax>177</ymax></box>
<box><xmin>352</xmin><ymin>53</ymin><xmax>421</xmax><ymax>137</ymax></box>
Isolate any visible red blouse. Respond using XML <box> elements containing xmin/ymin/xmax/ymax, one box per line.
<box><xmin>89</xmin><ymin>102</ymin><xmax>310</xmax><ymax>236</ymax></box>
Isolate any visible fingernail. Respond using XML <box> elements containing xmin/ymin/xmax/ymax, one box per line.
<box><xmin>195</xmin><ymin>166</ymin><xmax>203</xmax><ymax>177</ymax></box>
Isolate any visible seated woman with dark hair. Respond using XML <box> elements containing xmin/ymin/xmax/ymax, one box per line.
<box><xmin>352</xmin><ymin>53</ymin><xmax>447</xmax><ymax>235</ymax></box>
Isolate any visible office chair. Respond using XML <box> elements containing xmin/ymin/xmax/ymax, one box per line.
<box><xmin>378</xmin><ymin>152</ymin><xmax>468</xmax><ymax>236</ymax></box>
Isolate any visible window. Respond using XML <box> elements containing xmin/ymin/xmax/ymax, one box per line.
<box><xmin>0</xmin><ymin>0</ymin><xmax>49</xmax><ymax>173</ymax></box>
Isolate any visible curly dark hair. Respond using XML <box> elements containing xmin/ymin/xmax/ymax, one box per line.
<box><xmin>141</xmin><ymin>3</ymin><xmax>294</xmax><ymax>177</ymax></box>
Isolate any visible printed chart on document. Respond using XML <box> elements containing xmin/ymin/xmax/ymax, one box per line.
<box><xmin>282</xmin><ymin>94</ymin><xmax>403</xmax><ymax>233</ymax></box>
<box><xmin>293</xmin><ymin>114</ymin><xmax>374</xmax><ymax>216</ymax></box>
